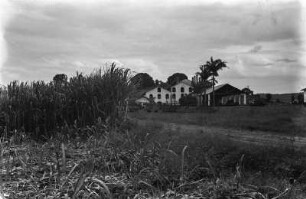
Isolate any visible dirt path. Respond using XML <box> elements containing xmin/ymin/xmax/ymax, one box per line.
<box><xmin>131</xmin><ymin>118</ymin><xmax>306</xmax><ymax>151</ymax></box>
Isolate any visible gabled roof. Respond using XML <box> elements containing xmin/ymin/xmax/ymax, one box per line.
<box><xmin>201</xmin><ymin>83</ymin><xmax>242</xmax><ymax>95</ymax></box>
<box><xmin>130</xmin><ymin>88</ymin><xmax>154</xmax><ymax>100</ymax></box>
<box><xmin>205</xmin><ymin>84</ymin><xmax>227</xmax><ymax>94</ymax></box>
<box><xmin>135</xmin><ymin>96</ymin><xmax>150</xmax><ymax>101</ymax></box>
<box><xmin>174</xmin><ymin>79</ymin><xmax>192</xmax><ymax>87</ymax></box>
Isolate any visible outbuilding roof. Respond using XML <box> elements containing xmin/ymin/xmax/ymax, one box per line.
<box><xmin>205</xmin><ymin>84</ymin><xmax>227</xmax><ymax>94</ymax></box>
<box><xmin>200</xmin><ymin>83</ymin><xmax>242</xmax><ymax>95</ymax></box>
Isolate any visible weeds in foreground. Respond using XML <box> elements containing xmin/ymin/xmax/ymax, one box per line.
<box><xmin>0</xmin><ymin>121</ymin><xmax>305</xmax><ymax>198</ymax></box>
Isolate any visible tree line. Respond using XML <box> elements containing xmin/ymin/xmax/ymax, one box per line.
<box><xmin>130</xmin><ymin>72</ymin><xmax>189</xmax><ymax>90</ymax></box>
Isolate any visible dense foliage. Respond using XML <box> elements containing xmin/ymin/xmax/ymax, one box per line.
<box><xmin>0</xmin><ymin>64</ymin><xmax>134</xmax><ymax>139</ymax></box>
<box><xmin>130</xmin><ymin>73</ymin><xmax>155</xmax><ymax>89</ymax></box>
<box><xmin>179</xmin><ymin>95</ymin><xmax>197</xmax><ymax>106</ymax></box>
<box><xmin>167</xmin><ymin>73</ymin><xmax>188</xmax><ymax>86</ymax></box>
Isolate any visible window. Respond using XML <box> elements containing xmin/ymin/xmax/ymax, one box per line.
<box><xmin>189</xmin><ymin>87</ymin><xmax>193</xmax><ymax>93</ymax></box>
<box><xmin>181</xmin><ymin>87</ymin><xmax>184</xmax><ymax>92</ymax></box>
<box><xmin>149</xmin><ymin>94</ymin><xmax>153</xmax><ymax>99</ymax></box>
<box><xmin>165</xmin><ymin>94</ymin><xmax>169</xmax><ymax>99</ymax></box>
<box><xmin>157</xmin><ymin>87</ymin><xmax>161</xmax><ymax>92</ymax></box>
<box><xmin>181</xmin><ymin>94</ymin><xmax>184</xmax><ymax>98</ymax></box>
<box><xmin>158</xmin><ymin>94</ymin><xmax>161</xmax><ymax>99</ymax></box>
<box><xmin>172</xmin><ymin>87</ymin><xmax>176</xmax><ymax>92</ymax></box>
<box><xmin>172</xmin><ymin>94</ymin><xmax>176</xmax><ymax>99</ymax></box>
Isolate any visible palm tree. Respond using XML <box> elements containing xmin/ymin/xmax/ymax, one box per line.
<box><xmin>194</xmin><ymin>64</ymin><xmax>212</xmax><ymax>106</ymax></box>
<box><xmin>204</xmin><ymin>57</ymin><xmax>227</xmax><ymax>106</ymax></box>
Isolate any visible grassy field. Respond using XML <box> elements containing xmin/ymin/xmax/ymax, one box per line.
<box><xmin>129</xmin><ymin>105</ymin><xmax>306</xmax><ymax>136</ymax></box>
<box><xmin>1</xmin><ymin>121</ymin><xmax>306</xmax><ymax>198</ymax></box>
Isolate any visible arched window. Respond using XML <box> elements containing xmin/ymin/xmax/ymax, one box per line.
<box><xmin>181</xmin><ymin>94</ymin><xmax>184</xmax><ymax>98</ymax></box>
<box><xmin>172</xmin><ymin>94</ymin><xmax>176</xmax><ymax>99</ymax></box>
<box><xmin>172</xmin><ymin>87</ymin><xmax>176</xmax><ymax>92</ymax></box>
<box><xmin>165</xmin><ymin>94</ymin><xmax>169</xmax><ymax>99</ymax></box>
<box><xmin>149</xmin><ymin>94</ymin><xmax>153</xmax><ymax>99</ymax></box>
<box><xmin>157</xmin><ymin>87</ymin><xmax>161</xmax><ymax>92</ymax></box>
<box><xmin>189</xmin><ymin>87</ymin><xmax>193</xmax><ymax>93</ymax></box>
<box><xmin>158</xmin><ymin>94</ymin><xmax>161</xmax><ymax>99</ymax></box>
<box><xmin>181</xmin><ymin>87</ymin><xmax>184</xmax><ymax>92</ymax></box>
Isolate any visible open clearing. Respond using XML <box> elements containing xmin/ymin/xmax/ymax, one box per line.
<box><xmin>132</xmin><ymin>118</ymin><xmax>306</xmax><ymax>151</ymax></box>
<box><xmin>129</xmin><ymin>105</ymin><xmax>306</xmax><ymax>150</ymax></box>
<box><xmin>130</xmin><ymin>105</ymin><xmax>306</xmax><ymax>136</ymax></box>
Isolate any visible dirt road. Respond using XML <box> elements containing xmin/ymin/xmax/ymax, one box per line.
<box><xmin>131</xmin><ymin>118</ymin><xmax>306</xmax><ymax>151</ymax></box>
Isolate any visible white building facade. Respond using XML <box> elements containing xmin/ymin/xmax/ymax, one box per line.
<box><xmin>170</xmin><ymin>79</ymin><xmax>193</xmax><ymax>105</ymax></box>
<box><xmin>144</xmin><ymin>87</ymin><xmax>171</xmax><ymax>104</ymax></box>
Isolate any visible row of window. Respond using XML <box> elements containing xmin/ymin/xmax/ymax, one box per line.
<box><xmin>149</xmin><ymin>94</ymin><xmax>187</xmax><ymax>100</ymax></box>
<box><xmin>157</xmin><ymin>87</ymin><xmax>193</xmax><ymax>93</ymax></box>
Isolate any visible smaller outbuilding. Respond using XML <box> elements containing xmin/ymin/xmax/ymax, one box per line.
<box><xmin>129</xmin><ymin>88</ymin><xmax>153</xmax><ymax>108</ymax></box>
<box><xmin>135</xmin><ymin>96</ymin><xmax>150</xmax><ymax>107</ymax></box>
<box><xmin>199</xmin><ymin>83</ymin><xmax>250</xmax><ymax>106</ymax></box>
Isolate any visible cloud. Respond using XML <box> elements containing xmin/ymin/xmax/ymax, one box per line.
<box><xmin>1</xmin><ymin>0</ymin><xmax>304</xmax><ymax>93</ymax></box>
<box><xmin>276</xmin><ymin>58</ymin><xmax>297</xmax><ymax>63</ymax></box>
<box><xmin>249</xmin><ymin>45</ymin><xmax>262</xmax><ymax>53</ymax></box>
<box><xmin>119</xmin><ymin>58</ymin><xmax>163</xmax><ymax>80</ymax></box>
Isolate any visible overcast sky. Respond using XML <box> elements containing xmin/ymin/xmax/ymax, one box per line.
<box><xmin>0</xmin><ymin>0</ymin><xmax>305</xmax><ymax>93</ymax></box>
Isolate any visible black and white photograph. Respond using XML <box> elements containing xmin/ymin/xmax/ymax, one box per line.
<box><xmin>0</xmin><ymin>0</ymin><xmax>306</xmax><ymax>198</ymax></box>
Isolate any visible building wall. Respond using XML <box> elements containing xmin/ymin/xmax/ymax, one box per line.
<box><xmin>220</xmin><ymin>94</ymin><xmax>247</xmax><ymax>106</ymax></box>
<box><xmin>170</xmin><ymin>82</ymin><xmax>193</xmax><ymax>104</ymax></box>
<box><xmin>304</xmin><ymin>91</ymin><xmax>306</xmax><ymax>103</ymax></box>
<box><xmin>145</xmin><ymin>87</ymin><xmax>171</xmax><ymax>104</ymax></box>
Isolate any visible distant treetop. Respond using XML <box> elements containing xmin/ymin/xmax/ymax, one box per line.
<box><xmin>131</xmin><ymin>73</ymin><xmax>155</xmax><ymax>89</ymax></box>
<box><xmin>167</xmin><ymin>73</ymin><xmax>188</xmax><ymax>86</ymax></box>
<box><xmin>242</xmin><ymin>87</ymin><xmax>254</xmax><ymax>95</ymax></box>
<box><xmin>53</xmin><ymin>74</ymin><xmax>68</xmax><ymax>85</ymax></box>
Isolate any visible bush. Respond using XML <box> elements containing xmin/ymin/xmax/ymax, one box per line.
<box><xmin>179</xmin><ymin>95</ymin><xmax>197</xmax><ymax>106</ymax></box>
<box><xmin>250</xmin><ymin>98</ymin><xmax>266</xmax><ymax>106</ymax></box>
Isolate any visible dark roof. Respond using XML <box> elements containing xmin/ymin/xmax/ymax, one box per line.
<box><xmin>136</xmin><ymin>96</ymin><xmax>150</xmax><ymax>101</ymax></box>
<box><xmin>205</xmin><ymin>84</ymin><xmax>227</xmax><ymax>94</ymax></box>
<box><xmin>301</xmin><ymin>88</ymin><xmax>306</xmax><ymax>91</ymax></box>
<box><xmin>130</xmin><ymin>88</ymin><xmax>154</xmax><ymax>100</ymax></box>
<box><xmin>201</xmin><ymin>83</ymin><xmax>242</xmax><ymax>95</ymax></box>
